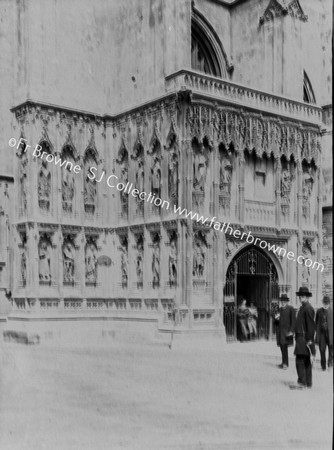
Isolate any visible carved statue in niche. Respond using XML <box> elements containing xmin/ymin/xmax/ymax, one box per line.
<box><xmin>301</xmin><ymin>240</ymin><xmax>312</xmax><ymax>285</ymax></box>
<box><xmin>21</xmin><ymin>241</ymin><xmax>27</xmax><ymax>283</ymax></box>
<box><xmin>39</xmin><ymin>236</ymin><xmax>51</xmax><ymax>281</ymax></box>
<box><xmin>62</xmin><ymin>166</ymin><xmax>75</xmax><ymax>212</ymax></box>
<box><xmin>168</xmin><ymin>151</ymin><xmax>178</xmax><ymax>205</ymax></box>
<box><xmin>135</xmin><ymin>157</ymin><xmax>144</xmax><ymax>214</ymax></box>
<box><xmin>135</xmin><ymin>236</ymin><xmax>144</xmax><ymax>286</ymax></box>
<box><xmin>151</xmin><ymin>236</ymin><xmax>160</xmax><ymax>287</ymax></box>
<box><xmin>193</xmin><ymin>233</ymin><xmax>206</xmax><ymax>278</ymax></box>
<box><xmin>193</xmin><ymin>152</ymin><xmax>207</xmax><ymax>192</ymax></box>
<box><xmin>120</xmin><ymin>160</ymin><xmax>129</xmax><ymax>212</ymax></box>
<box><xmin>120</xmin><ymin>237</ymin><xmax>128</xmax><ymax>285</ymax></box>
<box><xmin>84</xmin><ymin>155</ymin><xmax>97</xmax><ymax>212</ymax></box>
<box><xmin>168</xmin><ymin>233</ymin><xmax>177</xmax><ymax>285</ymax></box>
<box><xmin>85</xmin><ymin>241</ymin><xmax>97</xmax><ymax>283</ymax></box>
<box><xmin>136</xmin><ymin>157</ymin><xmax>144</xmax><ymax>192</ymax></box>
<box><xmin>151</xmin><ymin>156</ymin><xmax>161</xmax><ymax>198</ymax></box>
<box><xmin>219</xmin><ymin>151</ymin><xmax>233</xmax><ymax>195</ymax></box>
<box><xmin>38</xmin><ymin>161</ymin><xmax>51</xmax><ymax>210</ymax></box>
<box><xmin>63</xmin><ymin>239</ymin><xmax>75</xmax><ymax>282</ymax></box>
<box><xmin>302</xmin><ymin>166</ymin><xmax>314</xmax><ymax>219</ymax></box>
<box><xmin>20</xmin><ymin>156</ymin><xmax>28</xmax><ymax>211</ymax></box>
<box><xmin>281</xmin><ymin>169</ymin><xmax>292</xmax><ymax>203</ymax></box>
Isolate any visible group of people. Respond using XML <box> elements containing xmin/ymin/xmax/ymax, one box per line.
<box><xmin>275</xmin><ymin>286</ymin><xmax>333</xmax><ymax>390</ymax></box>
<box><xmin>237</xmin><ymin>299</ymin><xmax>258</xmax><ymax>341</ymax></box>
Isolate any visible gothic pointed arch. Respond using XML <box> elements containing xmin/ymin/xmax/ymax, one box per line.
<box><xmin>303</xmin><ymin>71</ymin><xmax>316</xmax><ymax>104</ymax></box>
<box><xmin>191</xmin><ymin>7</ymin><xmax>233</xmax><ymax>78</ymax></box>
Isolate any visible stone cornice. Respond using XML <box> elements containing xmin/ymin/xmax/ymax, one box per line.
<box><xmin>165</xmin><ymin>70</ymin><xmax>322</xmax><ymax>127</ymax></box>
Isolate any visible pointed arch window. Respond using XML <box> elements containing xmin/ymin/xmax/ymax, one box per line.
<box><xmin>191</xmin><ymin>26</ymin><xmax>220</xmax><ymax>76</ymax></box>
<box><xmin>303</xmin><ymin>71</ymin><xmax>316</xmax><ymax>104</ymax></box>
<box><xmin>191</xmin><ymin>9</ymin><xmax>231</xmax><ymax>79</ymax></box>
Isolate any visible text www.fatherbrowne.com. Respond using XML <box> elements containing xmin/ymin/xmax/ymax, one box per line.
<box><xmin>9</xmin><ymin>137</ymin><xmax>324</xmax><ymax>273</ymax></box>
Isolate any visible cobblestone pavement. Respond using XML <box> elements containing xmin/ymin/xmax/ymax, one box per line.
<box><xmin>0</xmin><ymin>338</ymin><xmax>332</xmax><ymax>450</ymax></box>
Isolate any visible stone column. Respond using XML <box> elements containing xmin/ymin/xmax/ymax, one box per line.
<box><xmin>27</xmin><ymin>223</ymin><xmax>39</xmax><ymax>309</ymax></box>
<box><xmin>296</xmin><ymin>160</ymin><xmax>303</xmax><ymax>228</ymax></box>
<box><xmin>238</xmin><ymin>153</ymin><xmax>245</xmax><ymax>224</ymax></box>
<box><xmin>212</xmin><ymin>142</ymin><xmax>219</xmax><ymax>314</ymax></box>
<box><xmin>78</xmin><ymin>228</ymin><xmax>86</xmax><ymax>295</ymax></box>
<box><xmin>57</xmin><ymin>226</ymin><xmax>64</xmax><ymax>301</ymax></box>
<box><xmin>275</xmin><ymin>157</ymin><xmax>281</xmax><ymax>227</ymax></box>
<box><xmin>143</xmin><ymin>227</ymin><xmax>149</xmax><ymax>297</ymax></box>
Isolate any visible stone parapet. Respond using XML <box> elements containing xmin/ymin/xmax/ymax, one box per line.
<box><xmin>165</xmin><ymin>70</ymin><xmax>322</xmax><ymax>126</ymax></box>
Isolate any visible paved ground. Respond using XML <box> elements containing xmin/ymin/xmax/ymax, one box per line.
<box><xmin>0</xmin><ymin>337</ymin><xmax>332</xmax><ymax>450</ymax></box>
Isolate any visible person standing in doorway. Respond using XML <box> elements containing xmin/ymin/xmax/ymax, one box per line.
<box><xmin>237</xmin><ymin>299</ymin><xmax>250</xmax><ymax>342</ymax></box>
<box><xmin>290</xmin><ymin>287</ymin><xmax>316</xmax><ymax>390</ymax></box>
<box><xmin>274</xmin><ymin>294</ymin><xmax>296</xmax><ymax>369</ymax></box>
<box><xmin>315</xmin><ymin>296</ymin><xmax>333</xmax><ymax>371</ymax></box>
<box><xmin>248</xmin><ymin>302</ymin><xmax>258</xmax><ymax>340</ymax></box>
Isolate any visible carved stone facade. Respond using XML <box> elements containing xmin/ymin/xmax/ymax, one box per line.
<box><xmin>8</xmin><ymin>92</ymin><xmax>323</xmax><ymax>328</ymax></box>
<box><xmin>0</xmin><ymin>0</ymin><xmax>331</xmax><ymax>332</ymax></box>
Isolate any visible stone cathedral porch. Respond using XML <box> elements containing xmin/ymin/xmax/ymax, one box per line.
<box><xmin>6</xmin><ymin>69</ymin><xmax>323</xmax><ymax>340</ymax></box>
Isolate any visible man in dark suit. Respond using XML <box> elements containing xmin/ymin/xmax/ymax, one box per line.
<box><xmin>315</xmin><ymin>296</ymin><xmax>333</xmax><ymax>371</ymax></box>
<box><xmin>290</xmin><ymin>286</ymin><xmax>316</xmax><ymax>390</ymax></box>
<box><xmin>275</xmin><ymin>294</ymin><xmax>296</xmax><ymax>369</ymax></box>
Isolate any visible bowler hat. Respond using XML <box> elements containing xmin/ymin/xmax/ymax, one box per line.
<box><xmin>296</xmin><ymin>286</ymin><xmax>312</xmax><ymax>297</ymax></box>
<box><xmin>322</xmin><ymin>296</ymin><xmax>331</xmax><ymax>305</ymax></box>
<box><xmin>279</xmin><ymin>294</ymin><xmax>290</xmax><ymax>302</ymax></box>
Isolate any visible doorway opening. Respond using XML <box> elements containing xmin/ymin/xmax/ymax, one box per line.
<box><xmin>223</xmin><ymin>246</ymin><xmax>279</xmax><ymax>341</ymax></box>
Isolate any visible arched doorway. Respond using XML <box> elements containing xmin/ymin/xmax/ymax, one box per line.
<box><xmin>223</xmin><ymin>246</ymin><xmax>280</xmax><ymax>341</ymax></box>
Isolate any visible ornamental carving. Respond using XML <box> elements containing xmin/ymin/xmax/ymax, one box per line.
<box><xmin>85</xmin><ymin>237</ymin><xmax>97</xmax><ymax>283</ymax></box>
<box><xmin>63</xmin><ymin>236</ymin><xmax>75</xmax><ymax>283</ymax></box>
<box><xmin>259</xmin><ymin>0</ymin><xmax>307</xmax><ymax>25</ymax></box>
<box><xmin>192</xmin><ymin>137</ymin><xmax>210</xmax><ymax>209</ymax></box>
<box><xmin>166</xmin><ymin>122</ymin><xmax>179</xmax><ymax>207</ymax></box>
<box><xmin>132</xmin><ymin>140</ymin><xmax>145</xmax><ymax>215</ymax></box>
<box><xmin>19</xmin><ymin>153</ymin><xmax>28</xmax><ymax>212</ymax></box>
<box><xmin>61</xmin><ymin>145</ymin><xmax>76</xmax><ymax>213</ymax></box>
<box><xmin>135</xmin><ymin>234</ymin><xmax>144</xmax><ymax>288</ymax></box>
<box><xmin>117</xmin><ymin>145</ymin><xmax>129</xmax><ymax>217</ymax></box>
<box><xmin>185</xmin><ymin>105</ymin><xmax>320</xmax><ymax>165</ymax></box>
<box><xmin>301</xmin><ymin>239</ymin><xmax>313</xmax><ymax>285</ymax></box>
<box><xmin>225</xmin><ymin>238</ymin><xmax>242</xmax><ymax>259</ymax></box>
<box><xmin>280</xmin><ymin>159</ymin><xmax>295</xmax><ymax>216</ymax></box>
<box><xmin>168</xmin><ymin>230</ymin><xmax>178</xmax><ymax>287</ymax></box>
<box><xmin>151</xmin><ymin>232</ymin><xmax>160</xmax><ymax>288</ymax></box>
<box><xmin>119</xmin><ymin>235</ymin><xmax>128</xmax><ymax>287</ymax></box>
<box><xmin>302</xmin><ymin>163</ymin><xmax>315</xmax><ymax>220</ymax></box>
<box><xmin>20</xmin><ymin>235</ymin><xmax>27</xmax><ymax>284</ymax></box>
<box><xmin>84</xmin><ymin>148</ymin><xmax>98</xmax><ymax>215</ymax></box>
<box><xmin>193</xmin><ymin>231</ymin><xmax>207</xmax><ymax>278</ymax></box>
<box><xmin>39</xmin><ymin>234</ymin><xmax>52</xmax><ymax>282</ymax></box>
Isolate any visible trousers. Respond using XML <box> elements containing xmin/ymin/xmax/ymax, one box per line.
<box><xmin>319</xmin><ymin>331</ymin><xmax>333</xmax><ymax>369</ymax></box>
<box><xmin>296</xmin><ymin>354</ymin><xmax>312</xmax><ymax>387</ymax></box>
<box><xmin>280</xmin><ymin>344</ymin><xmax>289</xmax><ymax>366</ymax></box>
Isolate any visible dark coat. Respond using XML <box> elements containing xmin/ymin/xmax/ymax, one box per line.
<box><xmin>294</xmin><ymin>301</ymin><xmax>315</xmax><ymax>356</ymax></box>
<box><xmin>275</xmin><ymin>304</ymin><xmax>296</xmax><ymax>346</ymax></box>
<box><xmin>315</xmin><ymin>306</ymin><xmax>333</xmax><ymax>346</ymax></box>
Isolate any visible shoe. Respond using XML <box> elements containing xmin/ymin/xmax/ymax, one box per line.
<box><xmin>289</xmin><ymin>384</ymin><xmax>306</xmax><ymax>390</ymax></box>
<box><xmin>278</xmin><ymin>364</ymin><xmax>287</xmax><ymax>369</ymax></box>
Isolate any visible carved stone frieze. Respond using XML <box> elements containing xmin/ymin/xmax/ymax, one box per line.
<box><xmin>185</xmin><ymin>104</ymin><xmax>320</xmax><ymax>165</ymax></box>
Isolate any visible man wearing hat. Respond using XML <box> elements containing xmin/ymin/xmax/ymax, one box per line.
<box><xmin>274</xmin><ymin>294</ymin><xmax>296</xmax><ymax>369</ymax></box>
<box><xmin>315</xmin><ymin>296</ymin><xmax>333</xmax><ymax>371</ymax></box>
<box><xmin>290</xmin><ymin>286</ymin><xmax>316</xmax><ymax>390</ymax></box>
